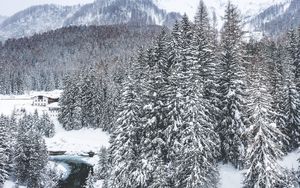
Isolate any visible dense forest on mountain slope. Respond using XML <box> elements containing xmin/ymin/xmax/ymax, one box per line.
<box><xmin>0</xmin><ymin>25</ymin><xmax>162</xmax><ymax>94</ymax></box>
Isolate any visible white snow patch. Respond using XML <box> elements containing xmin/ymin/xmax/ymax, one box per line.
<box><xmin>45</xmin><ymin>121</ymin><xmax>110</xmax><ymax>154</ymax></box>
<box><xmin>95</xmin><ymin>180</ymin><xmax>104</xmax><ymax>187</ymax></box>
<box><xmin>47</xmin><ymin>161</ymin><xmax>71</xmax><ymax>180</ymax></box>
<box><xmin>279</xmin><ymin>149</ymin><xmax>300</xmax><ymax>170</ymax></box>
<box><xmin>219</xmin><ymin>163</ymin><xmax>244</xmax><ymax>188</ymax></box>
<box><xmin>3</xmin><ymin>181</ymin><xmax>26</xmax><ymax>188</ymax></box>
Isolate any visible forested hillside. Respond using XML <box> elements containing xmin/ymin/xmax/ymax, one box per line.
<box><xmin>0</xmin><ymin>25</ymin><xmax>162</xmax><ymax>94</ymax></box>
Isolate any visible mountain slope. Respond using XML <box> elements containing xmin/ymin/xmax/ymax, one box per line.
<box><xmin>64</xmin><ymin>0</ymin><xmax>180</xmax><ymax>27</ymax></box>
<box><xmin>0</xmin><ymin>0</ymin><xmax>298</xmax><ymax>40</ymax></box>
<box><xmin>250</xmin><ymin>0</ymin><xmax>299</xmax><ymax>35</ymax></box>
<box><xmin>0</xmin><ymin>15</ymin><xmax>6</xmax><ymax>24</ymax></box>
<box><xmin>0</xmin><ymin>25</ymin><xmax>162</xmax><ymax>93</ymax></box>
<box><xmin>0</xmin><ymin>5</ymin><xmax>79</xmax><ymax>39</ymax></box>
<box><xmin>0</xmin><ymin>0</ymin><xmax>180</xmax><ymax>40</ymax></box>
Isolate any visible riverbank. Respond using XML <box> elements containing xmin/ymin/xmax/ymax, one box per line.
<box><xmin>50</xmin><ymin>155</ymin><xmax>94</xmax><ymax>188</ymax></box>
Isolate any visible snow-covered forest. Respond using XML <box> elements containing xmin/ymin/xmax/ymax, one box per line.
<box><xmin>1</xmin><ymin>0</ymin><xmax>300</xmax><ymax>188</ymax></box>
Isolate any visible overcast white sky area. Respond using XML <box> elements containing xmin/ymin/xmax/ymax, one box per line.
<box><xmin>0</xmin><ymin>0</ymin><xmax>95</xmax><ymax>16</ymax></box>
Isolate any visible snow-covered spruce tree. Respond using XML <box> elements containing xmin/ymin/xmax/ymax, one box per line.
<box><xmin>193</xmin><ymin>0</ymin><xmax>218</xmax><ymax>99</ymax></box>
<box><xmin>0</xmin><ymin>115</ymin><xmax>10</xmax><ymax>186</ymax></box>
<box><xmin>7</xmin><ymin>111</ymin><xmax>18</xmax><ymax>172</ymax></box>
<box><xmin>109</xmin><ymin>67</ymin><xmax>145</xmax><ymax>187</ymax></box>
<box><xmin>59</xmin><ymin>74</ymin><xmax>77</xmax><ymax>130</ymax></box>
<box><xmin>44</xmin><ymin>166</ymin><xmax>59</xmax><ymax>188</ymax></box>
<box><xmin>192</xmin><ymin>0</ymin><xmax>221</xmax><ymax>129</ymax></box>
<box><xmin>162</xmin><ymin>20</ymin><xmax>185</xmax><ymax>188</ymax></box>
<box><xmin>217</xmin><ymin>2</ymin><xmax>247</xmax><ymax>168</ymax></box>
<box><xmin>244</xmin><ymin>57</ymin><xmax>286</xmax><ymax>188</ymax></box>
<box><xmin>59</xmin><ymin>73</ymin><xmax>83</xmax><ymax>130</ymax></box>
<box><xmin>288</xmin><ymin>29</ymin><xmax>300</xmax><ymax>93</ymax></box>
<box><xmin>284</xmin><ymin>31</ymin><xmax>300</xmax><ymax>151</ymax></box>
<box><xmin>85</xmin><ymin>170</ymin><xmax>95</xmax><ymax>188</ymax></box>
<box><xmin>39</xmin><ymin>113</ymin><xmax>55</xmax><ymax>138</ymax></box>
<box><xmin>97</xmin><ymin>147</ymin><xmax>109</xmax><ymax>180</ymax></box>
<box><xmin>139</xmin><ymin>29</ymin><xmax>172</xmax><ymax>188</ymax></box>
<box><xmin>80</xmin><ymin>66</ymin><xmax>99</xmax><ymax>128</ymax></box>
<box><xmin>283</xmin><ymin>70</ymin><xmax>300</xmax><ymax>151</ymax></box>
<box><xmin>168</xmin><ymin>15</ymin><xmax>219</xmax><ymax>188</ymax></box>
<box><xmin>262</xmin><ymin>40</ymin><xmax>286</xmax><ymax>137</ymax></box>
<box><xmin>27</xmin><ymin>130</ymin><xmax>48</xmax><ymax>188</ymax></box>
<box><xmin>14</xmin><ymin>115</ymin><xmax>32</xmax><ymax>184</ymax></box>
<box><xmin>14</xmin><ymin>115</ymin><xmax>48</xmax><ymax>187</ymax></box>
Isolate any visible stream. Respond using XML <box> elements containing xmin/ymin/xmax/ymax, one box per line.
<box><xmin>49</xmin><ymin>155</ymin><xmax>93</xmax><ymax>188</ymax></box>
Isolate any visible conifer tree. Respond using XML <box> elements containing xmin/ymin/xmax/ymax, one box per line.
<box><xmin>244</xmin><ymin>53</ymin><xmax>286</xmax><ymax>188</ymax></box>
<box><xmin>289</xmin><ymin>29</ymin><xmax>300</xmax><ymax>93</ymax></box>
<box><xmin>192</xmin><ymin>0</ymin><xmax>220</xmax><ymax>127</ymax></box>
<box><xmin>140</xmin><ymin>30</ymin><xmax>172</xmax><ymax>187</ymax></box>
<box><xmin>14</xmin><ymin>115</ymin><xmax>48</xmax><ymax>187</ymax></box>
<box><xmin>39</xmin><ymin>113</ymin><xmax>55</xmax><ymax>138</ymax></box>
<box><xmin>0</xmin><ymin>115</ymin><xmax>10</xmax><ymax>186</ymax></box>
<box><xmin>217</xmin><ymin>2</ymin><xmax>247</xmax><ymax>168</ymax></box>
<box><xmin>110</xmin><ymin>71</ymin><xmax>145</xmax><ymax>187</ymax></box>
<box><xmin>262</xmin><ymin>40</ymin><xmax>286</xmax><ymax>135</ymax></box>
<box><xmin>27</xmin><ymin>130</ymin><xmax>48</xmax><ymax>188</ymax></box>
<box><xmin>284</xmin><ymin>31</ymin><xmax>300</xmax><ymax>150</ymax></box>
<box><xmin>97</xmin><ymin>147</ymin><xmax>109</xmax><ymax>180</ymax></box>
<box><xmin>85</xmin><ymin>170</ymin><xmax>95</xmax><ymax>188</ymax></box>
<box><xmin>59</xmin><ymin>74</ymin><xmax>82</xmax><ymax>130</ymax></box>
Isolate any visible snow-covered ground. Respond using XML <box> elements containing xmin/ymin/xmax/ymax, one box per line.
<box><xmin>0</xmin><ymin>90</ymin><xmax>62</xmax><ymax>116</ymax></box>
<box><xmin>45</xmin><ymin>119</ymin><xmax>110</xmax><ymax>154</ymax></box>
<box><xmin>279</xmin><ymin>149</ymin><xmax>300</xmax><ymax>170</ymax></box>
<box><xmin>219</xmin><ymin>163</ymin><xmax>244</xmax><ymax>188</ymax></box>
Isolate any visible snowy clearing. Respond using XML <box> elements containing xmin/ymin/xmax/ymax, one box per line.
<box><xmin>45</xmin><ymin>119</ymin><xmax>110</xmax><ymax>154</ymax></box>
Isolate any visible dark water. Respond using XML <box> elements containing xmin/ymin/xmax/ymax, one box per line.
<box><xmin>50</xmin><ymin>156</ymin><xmax>93</xmax><ymax>188</ymax></box>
